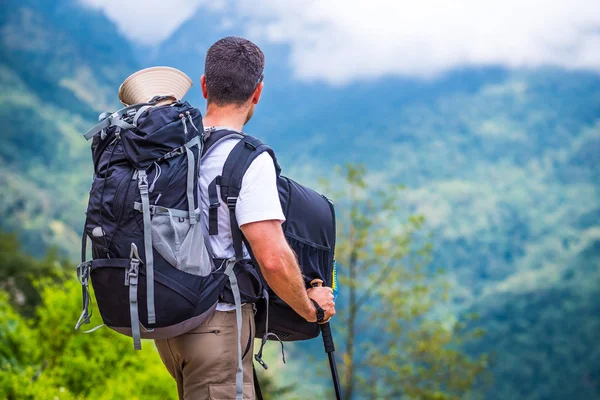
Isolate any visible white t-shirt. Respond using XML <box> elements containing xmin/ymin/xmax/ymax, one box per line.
<box><xmin>199</xmin><ymin>134</ymin><xmax>285</xmax><ymax>310</ymax></box>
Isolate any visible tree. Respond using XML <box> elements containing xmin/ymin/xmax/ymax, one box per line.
<box><xmin>332</xmin><ymin>164</ymin><xmax>488</xmax><ymax>399</ymax></box>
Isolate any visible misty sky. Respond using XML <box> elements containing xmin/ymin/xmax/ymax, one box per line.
<box><xmin>81</xmin><ymin>0</ymin><xmax>600</xmax><ymax>84</ymax></box>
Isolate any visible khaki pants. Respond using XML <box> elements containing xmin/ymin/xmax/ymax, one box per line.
<box><xmin>155</xmin><ymin>304</ymin><xmax>256</xmax><ymax>400</ymax></box>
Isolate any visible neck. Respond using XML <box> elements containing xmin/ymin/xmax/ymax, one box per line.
<box><xmin>202</xmin><ymin>102</ymin><xmax>249</xmax><ymax>132</ymax></box>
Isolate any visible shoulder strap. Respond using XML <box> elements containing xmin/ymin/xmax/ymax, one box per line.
<box><xmin>204</xmin><ymin>128</ymin><xmax>245</xmax><ymax>236</ymax></box>
<box><xmin>218</xmin><ymin>135</ymin><xmax>280</xmax><ymax>259</ymax></box>
<box><xmin>214</xmin><ymin>135</ymin><xmax>280</xmax><ymax>400</ymax></box>
<box><xmin>221</xmin><ymin>135</ymin><xmax>281</xmax><ymax>192</ymax></box>
<box><xmin>201</xmin><ymin>128</ymin><xmax>245</xmax><ymax>159</ymax></box>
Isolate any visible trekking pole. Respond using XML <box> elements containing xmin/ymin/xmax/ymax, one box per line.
<box><xmin>311</xmin><ymin>279</ymin><xmax>343</xmax><ymax>400</ymax></box>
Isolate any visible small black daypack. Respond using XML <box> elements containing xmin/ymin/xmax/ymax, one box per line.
<box><xmin>203</xmin><ymin>129</ymin><xmax>337</xmax><ymax>348</ymax></box>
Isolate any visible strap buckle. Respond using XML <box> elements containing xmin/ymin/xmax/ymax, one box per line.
<box><xmin>125</xmin><ymin>244</ymin><xmax>142</xmax><ymax>286</ymax></box>
<box><xmin>75</xmin><ymin>261</ymin><xmax>92</xmax><ymax>331</ymax></box>
<box><xmin>125</xmin><ymin>258</ymin><xmax>140</xmax><ymax>286</ymax></box>
<box><xmin>254</xmin><ymin>332</ymin><xmax>286</xmax><ymax>371</ymax></box>
<box><xmin>226</xmin><ymin>197</ymin><xmax>237</xmax><ymax>209</ymax></box>
<box><xmin>137</xmin><ymin>170</ymin><xmax>148</xmax><ymax>190</ymax></box>
<box><xmin>254</xmin><ymin>354</ymin><xmax>269</xmax><ymax>370</ymax></box>
<box><xmin>76</xmin><ymin>261</ymin><xmax>92</xmax><ymax>286</ymax></box>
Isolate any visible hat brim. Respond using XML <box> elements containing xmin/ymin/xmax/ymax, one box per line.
<box><xmin>118</xmin><ymin>66</ymin><xmax>193</xmax><ymax>106</ymax></box>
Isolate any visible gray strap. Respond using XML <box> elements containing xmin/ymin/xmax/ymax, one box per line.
<box><xmin>83</xmin><ymin>324</ymin><xmax>105</xmax><ymax>333</ymax></box>
<box><xmin>84</xmin><ymin>118</ymin><xmax>111</xmax><ymax>140</ymax></box>
<box><xmin>74</xmin><ymin>261</ymin><xmax>92</xmax><ymax>330</ymax></box>
<box><xmin>112</xmin><ymin>118</ymin><xmax>135</xmax><ymax>131</ymax></box>
<box><xmin>225</xmin><ymin>258</ymin><xmax>244</xmax><ymax>400</ymax></box>
<box><xmin>133</xmin><ymin>105</ymin><xmax>152</xmax><ymax>126</ymax></box>
<box><xmin>133</xmin><ymin>202</ymin><xmax>195</xmax><ymax>219</ymax></box>
<box><xmin>156</xmin><ymin>135</ymin><xmax>201</xmax><ymax>164</ymax></box>
<box><xmin>129</xmin><ymin>264</ymin><xmax>141</xmax><ymax>350</ymax></box>
<box><xmin>201</xmin><ymin>133</ymin><xmax>244</xmax><ymax>160</ymax></box>
<box><xmin>185</xmin><ymin>147</ymin><xmax>197</xmax><ymax>225</ymax></box>
<box><xmin>138</xmin><ymin>170</ymin><xmax>156</xmax><ymax>324</ymax></box>
<box><xmin>185</xmin><ymin>135</ymin><xmax>201</xmax><ymax>149</ymax></box>
<box><xmin>128</xmin><ymin>243</ymin><xmax>142</xmax><ymax>350</ymax></box>
<box><xmin>194</xmin><ymin>137</ymin><xmax>215</xmax><ymax>258</ymax></box>
<box><xmin>83</xmin><ymin>102</ymin><xmax>156</xmax><ymax>140</ymax></box>
<box><xmin>205</xmin><ymin>126</ymin><xmax>244</xmax><ymax>135</ymax></box>
<box><xmin>83</xmin><ymin>116</ymin><xmax>135</xmax><ymax>141</ymax></box>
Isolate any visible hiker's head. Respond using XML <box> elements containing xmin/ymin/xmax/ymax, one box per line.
<box><xmin>201</xmin><ymin>36</ymin><xmax>265</xmax><ymax>124</ymax></box>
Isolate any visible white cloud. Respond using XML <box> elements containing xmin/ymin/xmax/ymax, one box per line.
<box><xmin>79</xmin><ymin>0</ymin><xmax>209</xmax><ymax>45</ymax></box>
<box><xmin>82</xmin><ymin>0</ymin><xmax>600</xmax><ymax>83</ymax></box>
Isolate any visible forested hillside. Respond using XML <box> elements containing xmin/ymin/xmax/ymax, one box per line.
<box><xmin>0</xmin><ymin>0</ymin><xmax>138</xmax><ymax>254</ymax></box>
<box><xmin>0</xmin><ymin>1</ymin><xmax>598</xmax><ymax>399</ymax></box>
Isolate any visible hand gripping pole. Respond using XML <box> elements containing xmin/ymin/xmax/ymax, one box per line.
<box><xmin>311</xmin><ymin>279</ymin><xmax>343</xmax><ymax>400</ymax></box>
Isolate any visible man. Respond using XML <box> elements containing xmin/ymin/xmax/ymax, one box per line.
<box><xmin>154</xmin><ymin>36</ymin><xmax>336</xmax><ymax>400</ymax></box>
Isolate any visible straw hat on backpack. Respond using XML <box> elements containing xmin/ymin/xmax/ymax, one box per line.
<box><xmin>118</xmin><ymin>66</ymin><xmax>193</xmax><ymax>106</ymax></box>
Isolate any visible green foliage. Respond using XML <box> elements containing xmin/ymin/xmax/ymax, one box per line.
<box><xmin>332</xmin><ymin>164</ymin><xmax>488</xmax><ymax>399</ymax></box>
<box><xmin>255</xmin><ymin>373</ymin><xmax>296</xmax><ymax>400</ymax></box>
<box><xmin>0</xmin><ymin>250</ymin><xmax>178</xmax><ymax>400</ymax></box>
<box><xmin>467</xmin><ymin>243</ymin><xmax>600</xmax><ymax>400</ymax></box>
<box><xmin>0</xmin><ymin>241</ymin><xmax>311</xmax><ymax>399</ymax></box>
<box><xmin>0</xmin><ymin>232</ymin><xmax>66</xmax><ymax>315</ymax></box>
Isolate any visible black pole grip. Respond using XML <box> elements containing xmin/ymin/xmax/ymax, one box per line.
<box><xmin>320</xmin><ymin>322</ymin><xmax>336</xmax><ymax>353</ymax></box>
<box><xmin>309</xmin><ymin>278</ymin><xmax>342</xmax><ymax>399</ymax></box>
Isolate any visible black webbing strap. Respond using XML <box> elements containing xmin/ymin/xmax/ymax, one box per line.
<box><xmin>203</xmin><ymin>128</ymin><xmax>246</xmax><ymax>240</ymax></box>
<box><xmin>208</xmin><ymin>176</ymin><xmax>221</xmax><ymax>235</ymax></box>
<box><xmin>219</xmin><ymin>136</ymin><xmax>274</xmax><ymax>259</ymax></box>
<box><xmin>221</xmin><ymin>137</ymin><xmax>281</xmax><ymax>195</ymax></box>
<box><xmin>81</xmin><ymin>228</ymin><xmax>87</xmax><ymax>264</ymax></box>
<box><xmin>228</xmin><ymin>202</ymin><xmax>245</xmax><ymax>259</ymax></box>
<box><xmin>219</xmin><ymin>136</ymin><xmax>280</xmax><ymax>201</ymax></box>
<box><xmin>253</xmin><ymin>364</ymin><xmax>264</xmax><ymax>400</ymax></box>
<box><xmin>80</xmin><ymin>230</ymin><xmax>90</xmax><ymax>325</ymax></box>
<box><xmin>91</xmin><ymin>258</ymin><xmax>131</xmax><ymax>270</ymax></box>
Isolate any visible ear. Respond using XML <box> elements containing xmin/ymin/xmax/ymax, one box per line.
<box><xmin>251</xmin><ymin>82</ymin><xmax>264</xmax><ymax>105</ymax></box>
<box><xmin>200</xmin><ymin>75</ymin><xmax>208</xmax><ymax>99</ymax></box>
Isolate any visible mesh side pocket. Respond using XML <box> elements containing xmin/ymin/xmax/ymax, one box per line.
<box><xmin>177</xmin><ymin>218</ymin><xmax>212</xmax><ymax>276</ymax></box>
<box><xmin>151</xmin><ymin>210</ymin><xmax>212</xmax><ymax>276</ymax></box>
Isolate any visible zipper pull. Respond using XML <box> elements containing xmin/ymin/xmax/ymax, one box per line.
<box><xmin>180</xmin><ymin>113</ymin><xmax>188</xmax><ymax>135</ymax></box>
<box><xmin>186</xmin><ymin>111</ymin><xmax>199</xmax><ymax>132</ymax></box>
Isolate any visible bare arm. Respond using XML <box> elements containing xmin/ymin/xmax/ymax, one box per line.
<box><xmin>241</xmin><ymin>219</ymin><xmax>335</xmax><ymax>322</ymax></box>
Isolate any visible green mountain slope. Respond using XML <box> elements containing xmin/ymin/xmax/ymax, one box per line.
<box><xmin>0</xmin><ymin>0</ymin><xmax>139</xmax><ymax>255</ymax></box>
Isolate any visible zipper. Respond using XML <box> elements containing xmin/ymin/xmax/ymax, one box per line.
<box><xmin>111</xmin><ymin>169</ymin><xmax>134</xmax><ymax>225</ymax></box>
<box><xmin>322</xmin><ymin>194</ymin><xmax>337</xmax><ymax>278</ymax></box>
<box><xmin>191</xmin><ymin>329</ymin><xmax>220</xmax><ymax>335</ymax></box>
<box><xmin>282</xmin><ymin>177</ymin><xmax>292</xmax><ymax>226</ymax></box>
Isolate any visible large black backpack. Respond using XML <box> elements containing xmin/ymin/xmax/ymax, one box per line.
<box><xmin>202</xmin><ymin>129</ymin><xmax>337</xmax><ymax>349</ymax></box>
<box><xmin>75</xmin><ymin>99</ymin><xmax>246</xmax><ymax>350</ymax></box>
